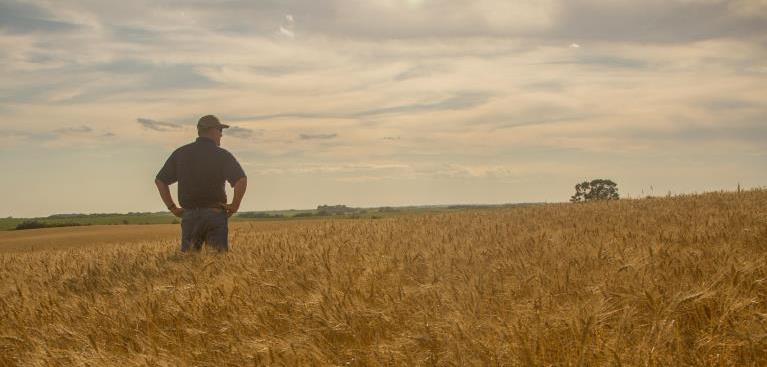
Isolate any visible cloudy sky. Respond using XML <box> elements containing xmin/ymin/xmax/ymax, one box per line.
<box><xmin>1</xmin><ymin>0</ymin><xmax>766</xmax><ymax>217</ymax></box>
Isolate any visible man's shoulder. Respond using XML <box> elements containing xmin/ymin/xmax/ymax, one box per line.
<box><xmin>216</xmin><ymin>146</ymin><xmax>235</xmax><ymax>156</ymax></box>
<box><xmin>172</xmin><ymin>141</ymin><xmax>237</xmax><ymax>160</ymax></box>
<box><xmin>170</xmin><ymin>142</ymin><xmax>195</xmax><ymax>156</ymax></box>
<box><xmin>216</xmin><ymin>147</ymin><xmax>240</xmax><ymax>164</ymax></box>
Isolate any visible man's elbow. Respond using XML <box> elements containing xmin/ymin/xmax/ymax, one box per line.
<box><xmin>232</xmin><ymin>176</ymin><xmax>248</xmax><ymax>193</ymax></box>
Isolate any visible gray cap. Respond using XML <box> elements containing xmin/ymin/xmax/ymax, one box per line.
<box><xmin>197</xmin><ymin>115</ymin><xmax>230</xmax><ymax>129</ymax></box>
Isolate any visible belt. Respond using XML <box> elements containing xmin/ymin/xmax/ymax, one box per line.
<box><xmin>185</xmin><ymin>204</ymin><xmax>227</xmax><ymax>211</ymax></box>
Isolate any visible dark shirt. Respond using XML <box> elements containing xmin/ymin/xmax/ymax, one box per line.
<box><xmin>156</xmin><ymin>137</ymin><xmax>246</xmax><ymax>209</ymax></box>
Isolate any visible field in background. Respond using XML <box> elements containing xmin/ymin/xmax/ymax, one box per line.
<box><xmin>0</xmin><ymin>203</ymin><xmax>540</xmax><ymax>231</ymax></box>
<box><xmin>0</xmin><ymin>213</ymin><xmax>177</xmax><ymax>231</ymax></box>
<box><xmin>1</xmin><ymin>190</ymin><xmax>766</xmax><ymax>365</ymax></box>
<box><xmin>0</xmin><ymin>209</ymin><xmax>374</xmax><ymax>231</ymax></box>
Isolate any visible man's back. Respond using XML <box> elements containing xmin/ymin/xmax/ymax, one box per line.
<box><xmin>156</xmin><ymin>137</ymin><xmax>245</xmax><ymax>209</ymax></box>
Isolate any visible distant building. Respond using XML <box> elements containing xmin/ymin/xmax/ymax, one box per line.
<box><xmin>317</xmin><ymin>205</ymin><xmax>356</xmax><ymax>216</ymax></box>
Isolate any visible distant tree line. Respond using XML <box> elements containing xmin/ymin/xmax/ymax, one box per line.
<box><xmin>237</xmin><ymin>212</ymin><xmax>286</xmax><ymax>219</ymax></box>
<box><xmin>317</xmin><ymin>205</ymin><xmax>360</xmax><ymax>216</ymax></box>
<box><xmin>15</xmin><ymin>221</ymin><xmax>86</xmax><ymax>230</ymax></box>
<box><xmin>47</xmin><ymin>212</ymin><xmax>156</xmax><ymax>219</ymax></box>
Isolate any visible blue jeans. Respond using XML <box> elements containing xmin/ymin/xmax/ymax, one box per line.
<box><xmin>180</xmin><ymin>208</ymin><xmax>229</xmax><ymax>252</ymax></box>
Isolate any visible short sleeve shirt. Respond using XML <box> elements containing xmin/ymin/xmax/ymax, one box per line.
<box><xmin>156</xmin><ymin>137</ymin><xmax>246</xmax><ymax>209</ymax></box>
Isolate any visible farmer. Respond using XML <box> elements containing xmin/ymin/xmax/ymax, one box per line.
<box><xmin>154</xmin><ymin>115</ymin><xmax>248</xmax><ymax>252</ymax></box>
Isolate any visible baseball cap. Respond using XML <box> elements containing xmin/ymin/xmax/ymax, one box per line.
<box><xmin>197</xmin><ymin>115</ymin><xmax>230</xmax><ymax>129</ymax></box>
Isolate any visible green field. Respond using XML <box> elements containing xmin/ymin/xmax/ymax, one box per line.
<box><xmin>0</xmin><ymin>213</ymin><xmax>174</xmax><ymax>231</ymax></box>
<box><xmin>1</xmin><ymin>204</ymin><xmax>538</xmax><ymax>231</ymax></box>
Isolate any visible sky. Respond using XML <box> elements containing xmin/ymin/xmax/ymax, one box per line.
<box><xmin>1</xmin><ymin>0</ymin><xmax>766</xmax><ymax>217</ymax></box>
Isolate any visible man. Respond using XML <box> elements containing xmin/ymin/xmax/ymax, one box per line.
<box><xmin>154</xmin><ymin>115</ymin><xmax>248</xmax><ymax>252</ymax></box>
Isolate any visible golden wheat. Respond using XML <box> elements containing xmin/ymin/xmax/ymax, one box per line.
<box><xmin>1</xmin><ymin>190</ymin><xmax>766</xmax><ymax>366</ymax></box>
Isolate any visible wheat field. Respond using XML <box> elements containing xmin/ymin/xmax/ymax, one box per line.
<box><xmin>1</xmin><ymin>190</ymin><xmax>766</xmax><ymax>366</ymax></box>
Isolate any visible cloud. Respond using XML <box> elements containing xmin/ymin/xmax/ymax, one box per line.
<box><xmin>354</xmin><ymin>92</ymin><xmax>493</xmax><ymax>117</ymax></box>
<box><xmin>540</xmin><ymin>54</ymin><xmax>647</xmax><ymax>69</ymax></box>
<box><xmin>278</xmin><ymin>26</ymin><xmax>295</xmax><ymax>38</ymax></box>
<box><xmin>16</xmin><ymin>0</ymin><xmax>765</xmax><ymax>45</ymax></box>
<box><xmin>227</xmin><ymin>113</ymin><xmax>333</xmax><ymax>122</ymax></box>
<box><xmin>495</xmin><ymin>115</ymin><xmax>593</xmax><ymax>131</ymax></box>
<box><xmin>0</xmin><ymin>129</ymin><xmax>56</xmax><ymax>142</ymax></box>
<box><xmin>393</xmin><ymin>64</ymin><xmax>442</xmax><ymax>81</ymax></box>
<box><xmin>620</xmin><ymin>120</ymin><xmax>767</xmax><ymax>147</ymax></box>
<box><xmin>699</xmin><ymin>98</ymin><xmax>762</xmax><ymax>111</ymax></box>
<box><xmin>547</xmin><ymin>0</ymin><xmax>767</xmax><ymax>43</ymax></box>
<box><xmin>299</xmin><ymin>133</ymin><xmax>337</xmax><ymax>140</ymax></box>
<box><xmin>0</xmin><ymin>1</ymin><xmax>81</xmax><ymax>34</ymax></box>
<box><xmin>433</xmin><ymin>164</ymin><xmax>521</xmax><ymax>179</ymax></box>
<box><xmin>225</xmin><ymin>126</ymin><xmax>261</xmax><ymax>139</ymax></box>
<box><xmin>247</xmin><ymin>162</ymin><xmax>411</xmax><ymax>176</ymax></box>
<box><xmin>64</xmin><ymin>0</ymin><xmax>764</xmax><ymax>43</ymax></box>
<box><xmin>225</xmin><ymin>92</ymin><xmax>493</xmax><ymax>123</ymax></box>
<box><xmin>127</xmin><ymin>0</ymin><xmax>552</xmax><ymax>40</ymax></box>
<box><xmin>428</xmin><ymin>161</ymin><xmax>578</xmax><ymax>181</ymax></box>
<box><xmin>96</xmin><ymin>60</ymin><xmax>216</xmax><ymax>90</ymax></box>
<box><xmin>109</xmin><ymin>25</ymin><xmax>166</xmax><ymax>44</ymax></box>
<box><xmin>136</xmin><ymin>118</ymin><xmax>182</xmax><ymax>132</ymax></box>
<box><xmin>467</xmin><ymin>103</ymin><xmax>597</xmax><ymax>131</ymax></box>
<box><xmin>278</xmin><ymin>14</ymin><xmax>296</xmax><ymax>38</ymax></box>
<box><xmin>0</xmin><ymin>125</ymin><xmax>105</xmax><ymax>147</ymax></box>
<box><xmin>54</xmin><ymin>125</ymin><xmax>93</xmax><ymax>134</ymax></box>
<box><xmin>0</xmin><ymin>84</ymin><xmax>50</xmax><ymax>103</ymax></box>
<box><xmin>367</xmin><ymin>1</ymin><xmax>551</xmax><ymax>39</ymax></box>
<box><xmin>523</xmin><ymin>81</ymin><xmax>565</xmax><ymax>92</ymax></box>
<box><xmin>8</xmin><ymin>125</ymin><xmax>94</xmax><ymax>137</ymax></box>
<box><xmin>0</xmin><ymin>58</ymin><xmax>217</xmax><ymax>105</ymax></box>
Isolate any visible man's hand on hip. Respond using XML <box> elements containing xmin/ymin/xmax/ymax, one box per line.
<box><xmin>225</xmin><ymin>203</ymin><xmax>239</xmax><ymax>218</ymax></box>
<box><xmin>170</xmin><ymin>206</ymin><xmax>185</xmax><ymax>218</ymax></box>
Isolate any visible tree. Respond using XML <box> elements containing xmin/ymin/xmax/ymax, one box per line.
<box><xmin>570</xmin><ymin>179</ymin><xmax>620</xmax><ymax>203</ymax></box>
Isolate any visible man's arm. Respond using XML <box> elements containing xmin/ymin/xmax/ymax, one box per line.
<box><xmin>155</xmin><ymin>179</ymin><xmax>184</xmax><ymax>217</ymax></box>
<box><xmin>226</xmin><ymin>177</ymin><xmax>247</xmax><ymax>217</ymax></box>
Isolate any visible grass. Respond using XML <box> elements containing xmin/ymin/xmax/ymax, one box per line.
<box><xmin>0</xmin><ymin>189</ymin><xmax>765</xmax><ymax>365</ymax></box>
<box><xmin>0</xmin><ymin>207</ymin><xmax>443</xmax><ymax>231</ymax></box>
<box><xmin>0</xmin><ymin>213</ymin><xmax>176</xmax><ymax>231</ymax></box>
